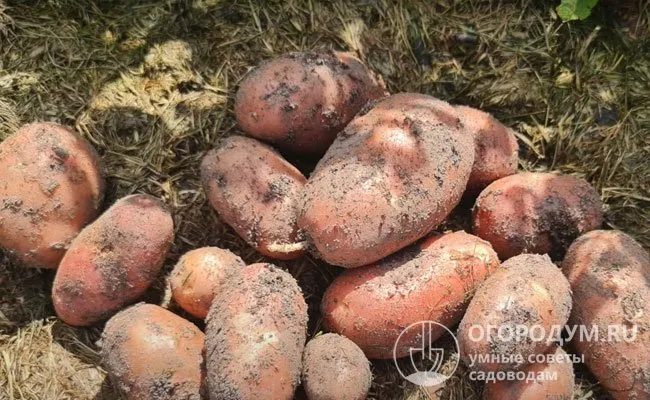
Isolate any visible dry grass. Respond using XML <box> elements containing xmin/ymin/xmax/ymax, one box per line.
<box><xmin>0</xmin><ymin>0</ymin><xmax>648</xmax><ymax>399</ymax></box>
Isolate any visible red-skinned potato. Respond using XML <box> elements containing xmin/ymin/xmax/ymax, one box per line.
<box><xmin>235</xmin><ymin>51</ymin><xmax>387</xmax><ymax>154</ymax></box>
<box><xmin>0</xmin><ymin>122</ymin><xmax>104</xmax><ymax>268</ymax></box>
<box><xmin>170</xmin><ymin>246</ymin><xmax>245</xmax><ymax>319</ymax></box>
<box><xmin>562</xmin><ymin>230</ymin><xmax>650</xmax><ymax>400</ymax></box>
<box><xmin>201</xmin><ymin>136</ymin><xmax>307</xmax><ymax>260</ymax></box>
<box><xmin>472</xmin><ymin>172</ymin><xmax>603</xmax><ymax>260</ymax></box>
<box><xmin>482</xmin><ymin>346</ymin><xmax>575</xmax><ymax>400</ymax></box>
<box><xmin>52</xmin><ymin>194</ymin><xmax>174</xmax><ymax>326</ymax></box>
<box><xmin>322</xmin><ymin>231</ymin><xmax>499</xmax><ymax>359</ymax></box>
<box><xmin>302</xmin><ymin>333</ymin><xmax>372</xmax><ymax>400</ymax></box>
<box><xmin>205</xmin><ymin>263</ymin><xmax>308</xmax><ymax>400</ymax></box>
<box><xmin>300</xmin><ymin>93</ymin><xmax>475</xmax><ymax>268</ymax></box>
<box><xmin>101</xmin><ymin>303</ymin><xmax>205</xmax><ymax>400</ymax></box>
<box><xmin>458</xmin><ymin>254</ymin><xmax>572</xmax><ymax>372</ymax></box>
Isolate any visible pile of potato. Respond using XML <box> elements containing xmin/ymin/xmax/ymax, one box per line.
<box><xmin>0</xmin><ymin>51</ymin><xmax>647</xmax><ymax>400</ymax></box>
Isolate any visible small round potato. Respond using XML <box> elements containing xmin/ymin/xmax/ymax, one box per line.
<box><xmin>0</xmin><ymin>122</ymin><xmax>104</xmax><ymax>268</ymax></box>
<box><xmin>169</xmin><ymin>247</ymin><xmax>245</xmax><ymax>319</ymax></box>
<box><xmin>302</xmin><ymin>333</ymin><xmax>372</xmax><ymax>400</ymax></box>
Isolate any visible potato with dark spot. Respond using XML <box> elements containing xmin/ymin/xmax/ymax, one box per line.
<box><xmin>52</xmin><ymin>194</ymin><xmax>174</xmax><ymax>326</ymax></box>
<box><xmin>170</xmin><ymin>247</ymin><xmax>245</xmax><ymax>319</ymax></box>
<box><xmin>300</xmin><ymin>93</ymin><xmax>475</xmax><ymax>268</ymax></box>
<box><xmin>235</xmin><ymin>51</ymin><xmax>387</xmax><ymax>154</ymax></box>
<box><xmin>323</xmin><ymin>231</ymin><xmax>499</xmax><ymax>359</ymax></box>
<box><xmin>472</xmin><ymin>172</ymin><xmax>603</xmax><ymax>260</ymax></box>
<box><xmin>101</xmin><ymin>303</ymin><xmax>205</xmax><ymax>400</ymax></box>
<box><xmin>562</xmin><ymin>230</ymin><xmax>650</xmax><ymax>400</ymax></box>
<box><xmin>205</xmin><ymin>263</ymin><xmax>308</xmax><ymax>400</ymax></box>
<box><xmin>302</xmin><ymin>333</ymin><xmax>372</xmax><ymax>400</ymax></box>
<box><xmin>0</xmin><ymin>122</ymin><xmax>104</xmax><ymax>268</ymax></box>
<box><xmin>458</xmin><ymin>254</ymin><xmax>572</xmax><ymax>372</ymax></box>
<box><xmin>201</xmin><ymin>135</ymin><xmax>307</xmax><ymax>260</ymax></box>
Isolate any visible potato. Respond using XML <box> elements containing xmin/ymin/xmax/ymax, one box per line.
<box><xmin>562</xmin><ymin>230</ymin><xmax>650</xmax><ymax>400</ymax></box>
<box><xmin>482</xmin><ymin>346</ymin><xmax>575</xmax><ymax>400</ymax></box>
<box><xmin>205</xmin><ymin>263</ymin><xmax>308</xmax><ymax>400</ymax></box>
<box><xmin>170</xmin><ymin>246</ymin><xmax>245</xmax><ymax>319</ymax></box>
<box><xmin>454</xmin><ymin>106</ymin><xmax>519</xmax><ymax>193</ymax></box>
<box><xmin>235</xmin><ymin>51</ymin><xmax>387</xmax><ymax>154</ymax></box>
<box><xmin>52</xmin><ymin>194</ymin><xmax>174</xmax><ymax>326</ymax></box>
<box><xmin>472</xmin><ymin>172</ymin><xmax>603</xmax><ymax>260</ymax></box>
<box><xmin>322</xmin><ymin>231</ymin><xmax>499</xmax><ymax>359</ymax></box>
<box><xmin>201</xmin><ymin>136</ymin><xmax>307</xmax><ymax>260</ymax></box>
<box><xmin>458</xmin><ymin>254</ymin><xmax>572</xmax><ymax>372</ymax></box>
<box><xmin>0</xmin><ymin>122</ymin><xmax>104</xmax><ymax>268</ymax></box>
<box><xmin>299</xmin><ymin>93</ymin><xmax>475</xmax><ymax>268</ymax></box>
<box><xmin>302</xmin><ymin>333</ymin><xmax>372</xmax><ymax>400</ymax></box>
<box><xmin>101</xmin><ymin>303</ymin><xmax>205</xmax><ymax>400</ymax></box>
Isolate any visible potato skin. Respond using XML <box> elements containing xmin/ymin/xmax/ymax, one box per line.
<box><xmin>458</xmin><ymin>254</ymin><xmax>572</xmax><ymax>372</ymax></box>
<box><xmin>454</xmin><ymin>106</ymin><xmax>519</xmax><ymax>193</ymax></box>
<box><xmin>302</xmin><ymin>333</ymin><xmax>372</xmax><ymax>400</ymax></box>
<box><xmin>170</xmin><ymin>247</ymin><xmax>245</xmax><ymax>319</ymax></box>
<box><xmin>0</xmin><ymin>122</ymin><xmax>104</xmax><ymax>268</ymax></box>
<box><xmin>322</xmin><ymin>231</ymin><xmax>499</xmax><ymax>359</ymax></box>
<box><xmin>300</xmin><ymin>93</ymin><xmax>475</xmax><ymax>268</ymax></box>
<box><xmin>52</xmin><ymin>194</ymin><xmax>174</xmax><ymax>326</ymax></box>
<box><xmin>482</xmin><ymin>346</ymin><xmax>574</xmax><ymax>400</ymax></box>
<box><xmin>235</xmin><ymin>51</ymin><xmax>387</xmax><ymax>154</ymax></box>
<box><xmin>101</xmin><ymin>303</ymin><xmax>205</xmax><ymax>400</ymax></box>
<box><xmin>472</xmin><ymin>172</ymin><xmax>603</xmax><ymax>260</ymax></box>
<box><xmin>201</xmin><ymin>136</ymin><xmax>307</xmax><ymax>260</ymax></box>
<box><xmin>562</xmin><ymin>230</ymin><xmax>650</xmax><ymax>400</ymax></box>
<box><xmin>205</xmin><ymin>263</ymin><xmax>308</xmax><ymax>400</ymax></box>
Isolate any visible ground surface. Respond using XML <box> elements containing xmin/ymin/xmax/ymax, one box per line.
<box><xmin>0</xmin><ymin>0</ymin><xmax>648</xmax><ymax>399</ymax></box>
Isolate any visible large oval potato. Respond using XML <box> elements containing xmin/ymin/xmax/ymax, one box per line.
<box><xmin>0</xmin><ymin>122</ymin><xmax>104</xmax><ymax>268</ymax></box>
<box><xmin>101</xmin><ymin>303</ymin><xmax>205</xmax><ymax>400</ymax></box>
<box><xmin>472</xmin><ymin>172</ymin><xmax>603</xmax><ymax>260</ymax></box>
<box><xmin>458</xmin><ymin>254</ymin><xmax>572</xmax><ymax>372</ymax></box>
<box><xmin>300</xmin><ymin>93</ymin><xmax>475</xmax><ymax>268</ymax></box>
<box><xmin>52</xmin><ymin>194</ymin><xmax>174</xmax><ymax>326</ymax></box>
<box><xmin>201</xmin><ymin>136</ymin><xmax>307</xmax><ymax>260</ymax></box>
<box><xmin>235</xmin><ymin>51</ymin><xmax>387</xmax><ymax>154</ymax></box>
<box><xmin>562</xmin><ymin>230</ymin><xmax>650</xmax><ymax>400</ymax></box>
<box><xmin>205</xmin><ymin>263</ymin><xmax>308</xmax><ymax>400</ymax></box>
<box><xmin>322</xmin><ymin>231</ymin><xmax>499</xmax><ymax>359</ymax></box>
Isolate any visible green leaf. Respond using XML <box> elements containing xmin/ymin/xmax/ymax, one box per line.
<box><xmin>556</xmin><ymin>0</ymin><xmax>599</xmax><ymax>21</ymax></box>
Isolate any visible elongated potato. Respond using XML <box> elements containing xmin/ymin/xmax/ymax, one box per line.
<box><xmin>52</xmin><ymin>194</ymin><xmax>174</xmax><ymax>326</ymax></box>
<box><xmin>201</xmin><ymin>136</ymin><xmax>307</xmax><ymax>260</ymax></box>
<box><xmin>101</xmin><ymin>303</ymin><xmax>205</xmax><ymax>400</ymax></box>
<box><xmin>235</xmin><ymin>51</ymin><xmax>387</xmax><ymax>154</ymax></box>
<box><xmin>300</xmin><ymin>93</ymin><xmax>475</xmax><ymax>268</ymax></box>
<box><xmin>205</xmin><ymin>263</ymin><xmax>308</xmax><ymax>400</ymax></box>
<box><xmin>472</xmin><ymin>172</ymin><xmax>603</xmax><ymax>260</ymax></box>
<box><xmin>0</xmin><ymin>122</ymin><xmax>104</xmax><ymax>268</ymax></box>
<box><xmin>323</xmin><ymin>231</ymin><xmax>499</xmax><ymax>359</ymax></box>
<box><xmin>562</xmin><ymin>230</ymin><xmax>650</xmax><ymax>400</ymax></box>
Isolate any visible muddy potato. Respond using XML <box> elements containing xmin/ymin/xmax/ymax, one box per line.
<box><xmin>472</xmin><ymin>172</ymin><xmax>603</xmax><ymax>260</ymax></box>
<box><xmin>300</xmin><ymin>93</ymin><xmax>475</xmax><ymax>268</ymax></box>
<box><xmin>323</xmin><ymin>231</ymin><xmax>499</xmax><ymax>359</ymax></box>
<box><xmin>205</xmin><ymin>263</ymin><xmax>308</xmax><ymax>400</ymax></box>
<box><xmin>0</xmin><ymin>122</ymin><xmax>104</xmax><ymax>268</ymax></box>
<box><xmin>201</xmin><ymin>136</ymin><xmax>307</xmax><ymax>260</ymax></box>
<box><xmin>302</xmin><ymin>333</ymin><xmax>372</xmax><ymax>400</ymax></box>
<box><xmin>101</xmin><ymin>303</ymin><xmax>205</xmax><ymax>400</ymax></box>
<box><xmin>482</xmin><ymin>346</ymin><xmax>575</xmax><ymax>400</ymax></box>
<box><xmin>170</xmin><ymin>247</ymin><xmax>245</xmax><ymax>319</ymax></box>
<box><xmin>458</xmin><ymin>254</ymin><xmax>572</xmax><ymax>372</ymax></box>
<box><xmin>562</xmin><ymin>230</ymin><xmax>650</xmax><ymax>400</ymax></box>
<box><xmin>235</xmin><ymin>51</ymin><xmax>387</xmax><ymax>154</ymax></box>
<box><xmin>52</xmin><ymin>194</ymin><xmax>174</xmax><ymax>326</ymax></box>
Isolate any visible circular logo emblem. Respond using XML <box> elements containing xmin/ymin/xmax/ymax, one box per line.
<box><xmin>393</xmin><ymin>320</ymin><xmax>460</xmax><ymax>387</ymax></box>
